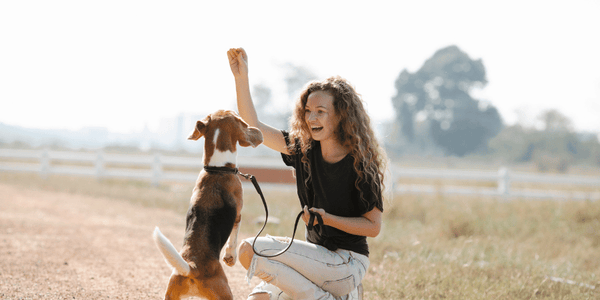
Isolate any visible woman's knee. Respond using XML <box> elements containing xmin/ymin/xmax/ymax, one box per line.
<box><xmin>238</xmin><ymin>240</ymin><xmax>254</xmax><ymax>270</ymax></box>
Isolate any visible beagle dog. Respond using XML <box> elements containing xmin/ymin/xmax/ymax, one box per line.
<box><xmin>153</xmin><ymin>110</ymin><xmax>263</xmax><ymax>300</ymax></box>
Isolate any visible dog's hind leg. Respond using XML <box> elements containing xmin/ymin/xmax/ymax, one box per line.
<box><xmin>163</xmin><ymin>273</ymin><xmax>192</xmax><ymax>300</ymax></box>
<box><xmin>201</xmin><ymin>265</ymin><xmax>234</xmax><ymax>300</ymax></box>
<box><xmin>223</xmin><ymin>213</ymin><xmax>241</xmax><ymax>267</ymax></box>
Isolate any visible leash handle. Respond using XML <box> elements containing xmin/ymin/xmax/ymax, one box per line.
<box><xmin>306</xmin><ymin>210</ymin><xmax>322</xmax><ymax>234</ymax></box>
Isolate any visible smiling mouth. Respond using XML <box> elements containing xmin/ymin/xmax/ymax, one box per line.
<box><xmin>311</xmin><ymin>126</ymin><xmax>323</xmax><ymax>133</ymax></box>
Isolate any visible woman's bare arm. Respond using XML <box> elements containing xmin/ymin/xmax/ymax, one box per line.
<box><xmin>303</xmin><ymin>206</ymin><xmax>382</xmax><ymax>238</ymax></box>
<box><xmin>227</xmin><ymin>48</ymin><xmax>289</xmax><ymax>154</ymax></box>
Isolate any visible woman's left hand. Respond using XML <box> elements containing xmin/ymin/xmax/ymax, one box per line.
<box><xmin>302</xmin><ymin>206</ymin><xmax>327</xmax><ymax>227</ymax></box>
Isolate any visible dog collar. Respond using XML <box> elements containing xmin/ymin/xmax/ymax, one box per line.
<box><xmin>203</xmin><ymin>165</ymin><xmax>239</xmax><ymax>174</ymax></box>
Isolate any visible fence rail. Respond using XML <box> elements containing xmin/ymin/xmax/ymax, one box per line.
<box><xmin>1</xmin><ymin>149</ymin><xmax>599</xmax><ymax>201</ymax></box>
<box><xmin>393</xmin><ymin>167</ymin><xmax>600</xmax><ymax>201</ymax></box>
<box><xmin>0</xmin><ymin>149</ymin><xmax>292</xmax><ymax>186</ymax></box>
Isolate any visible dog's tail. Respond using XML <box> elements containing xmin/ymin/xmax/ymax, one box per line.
<box><xmin>153</xmin><ymin>227</ymin><xmax>191</xmax><ymax>276</ymax></box>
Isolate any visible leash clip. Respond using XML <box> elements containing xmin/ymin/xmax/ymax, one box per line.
<box><xmin>237</xmin><ymin>171</ymin><xmax>253</xmax><ymax>181</ymax></box>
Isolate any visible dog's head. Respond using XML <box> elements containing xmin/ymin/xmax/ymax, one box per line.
<box><xmin>188</xmin><ymin>110</ymin><xmax>263</xmax><ymax>166</ymax></box>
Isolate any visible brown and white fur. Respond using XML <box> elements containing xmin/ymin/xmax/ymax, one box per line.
<box><xmin>153</xmin><ymin>110</ymin><xmax>263</xmax><ymax>300</ymax></box>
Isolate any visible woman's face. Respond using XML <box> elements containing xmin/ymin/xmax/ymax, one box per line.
<box><xmin>304</xmin><ymin>91</ymin><xmax>339</xmax><ymax>142</ymax></box>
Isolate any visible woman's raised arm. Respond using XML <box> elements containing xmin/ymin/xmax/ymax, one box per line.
<box><xmin>227</xmin><ymin>48</ymin><xmax>289</xmax><ymax>154</ymax></box>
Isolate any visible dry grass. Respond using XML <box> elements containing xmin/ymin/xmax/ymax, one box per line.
<box><xmin>368</xmin><ymin>194</ymin><xmax>600</xmax><ymax>299</ymax></box>
<box><xmin>2</xmin><ymin>172</ymin><xmax>599</xmax><ymax>299</ymax></box>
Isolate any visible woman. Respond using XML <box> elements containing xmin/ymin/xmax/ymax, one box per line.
<box><xmin>227</xmin><ymin>48</ymin><xmax>386</xmax><ymax>300</ymax></box>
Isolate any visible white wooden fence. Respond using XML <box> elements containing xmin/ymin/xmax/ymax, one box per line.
<box><xmin>0</xmin><ymin>149</ymin><xmax>288</xmax><ymax>186</ymax></box>
<box><xmin>393</xmin><ymin>167</ymin><xmax>600</xmax><ymax>201</ymax></box>
<box><xmin>1</xmin><ymin>149</ymin><xmax>599</xmax><ymax>201</ymax></box>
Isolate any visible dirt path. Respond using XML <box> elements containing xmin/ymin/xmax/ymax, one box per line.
<box><xmin>0</xmin><ymin>183</ymin><xmax>261</xmax><ymax>299</ymax></box>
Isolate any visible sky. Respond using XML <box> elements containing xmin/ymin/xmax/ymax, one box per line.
<box><xmin>1</xmin><ymin>0</ymin><xmax>599</xmax><ymax>135</ymax></box>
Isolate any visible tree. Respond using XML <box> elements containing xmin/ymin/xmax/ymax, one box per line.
<box><xmin>537</xmin><ymin>109</ymin><xmax>574</xmax><ymax>132</ymax></box>
<box><xmin>487</xmin><ymin>110</ymin><xmax>589</xmax><ymax>172</ymax></box>
<box><xmin>391</xmin><ymin>45</ymin><xmax>503</xmax><ymax>156</ymax></box>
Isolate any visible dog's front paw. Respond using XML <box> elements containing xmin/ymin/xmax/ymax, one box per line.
<box><xmin>222</xmin><ymin>253</ymin><xmax>237</xmax><ymax>267</ymax></box>
<box><xmin>223</xmin><ymin>244</ymin><xmax>238</xmax><ymax>267</ymax></box>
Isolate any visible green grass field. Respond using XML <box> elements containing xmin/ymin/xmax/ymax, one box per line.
<box><xmin>2</xmin><ymin>172</ymin><xmax>598</xmax><ymax>299</ymax></box>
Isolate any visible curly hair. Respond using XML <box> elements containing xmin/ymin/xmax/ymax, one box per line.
<box><xmin>288</xmin><ymin>76</ymin><xmax>387</xmax><ymax>205</ymax></box>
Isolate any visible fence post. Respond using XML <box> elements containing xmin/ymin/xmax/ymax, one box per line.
<box><xmin>40</xmin><ymin>148</ymin><xmax>50</xmax><ymax>178</ymax></box>
<box><xmin>388</xmin><ymin>165</ymin><xmax>396</xmax><ymax>195</ymax></box>
<box><xmin>152</xmin><ymin>153</ymin><xmax>162</xmax><ymax>186</ymax></box>
<box><xmin>95</xmin><ymin>149</ymin><xmax>104</xmax><ymax>179</ymax></box>
<box><xmin>498</xmin><ymin>167</ymin><xmax>511</xmax><ymax>198</ymax></box>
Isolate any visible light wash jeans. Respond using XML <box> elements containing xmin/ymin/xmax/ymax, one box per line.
<box><xmin>245</xmin><ymin>235</ymin><xmax>369</xmax><ymax>300</ymax></box>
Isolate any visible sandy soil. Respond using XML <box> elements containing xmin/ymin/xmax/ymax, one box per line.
<box><xmin>0</xmin><ymin>183</ymin><xmax>261</xmax><ymax>299</ymax></box>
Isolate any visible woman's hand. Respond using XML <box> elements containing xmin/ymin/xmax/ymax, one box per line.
<box><xmin>302</xmin><ymin>205</ymin><xmax>326</xmax><ymax>227</ymax></box>
<box><xmin>227</xmin><ymin>48</ymin><xmax>248</xmax><ymax>78</ymax></box>
<box><xmin>303</xmin><ymin>206</ymin><xmax>383</xmax><ymax>238</ymax></box>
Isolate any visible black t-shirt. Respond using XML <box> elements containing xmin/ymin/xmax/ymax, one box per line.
<box><xmin>281</xmin><ymin>131</ymin><xmax>383</xmax><ymax>256</ymax></box>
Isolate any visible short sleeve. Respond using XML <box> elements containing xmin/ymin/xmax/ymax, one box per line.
<box><xmin>280</xmin><ymin>130</ymin><xmax>295</xmax><ymax>167</ymax></box>
<box><xmin>357</xmin><ymin>175</ymin><xmax>384</xmax><ymax>214</ymax></box>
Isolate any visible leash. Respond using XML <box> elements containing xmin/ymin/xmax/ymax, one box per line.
<box><xmin>203</xmin><ymin>165</ymin><xmax>321</xmax><ymax>258</ymax></box>
<box><xmin>238</xmin><ymin>171</ymin><xmax>306</xmax><ymax>258</ymax></box>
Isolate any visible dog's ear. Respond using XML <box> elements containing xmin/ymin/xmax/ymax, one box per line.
<box><xmin>188</xmin><ymin>120</ymin><xmax>208</xmax><ymax>141</ymax></box>
<box><xmin>238</xmin><ymin>126</ymin><xmax>263</xmax><ymax>148</ymax></box>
